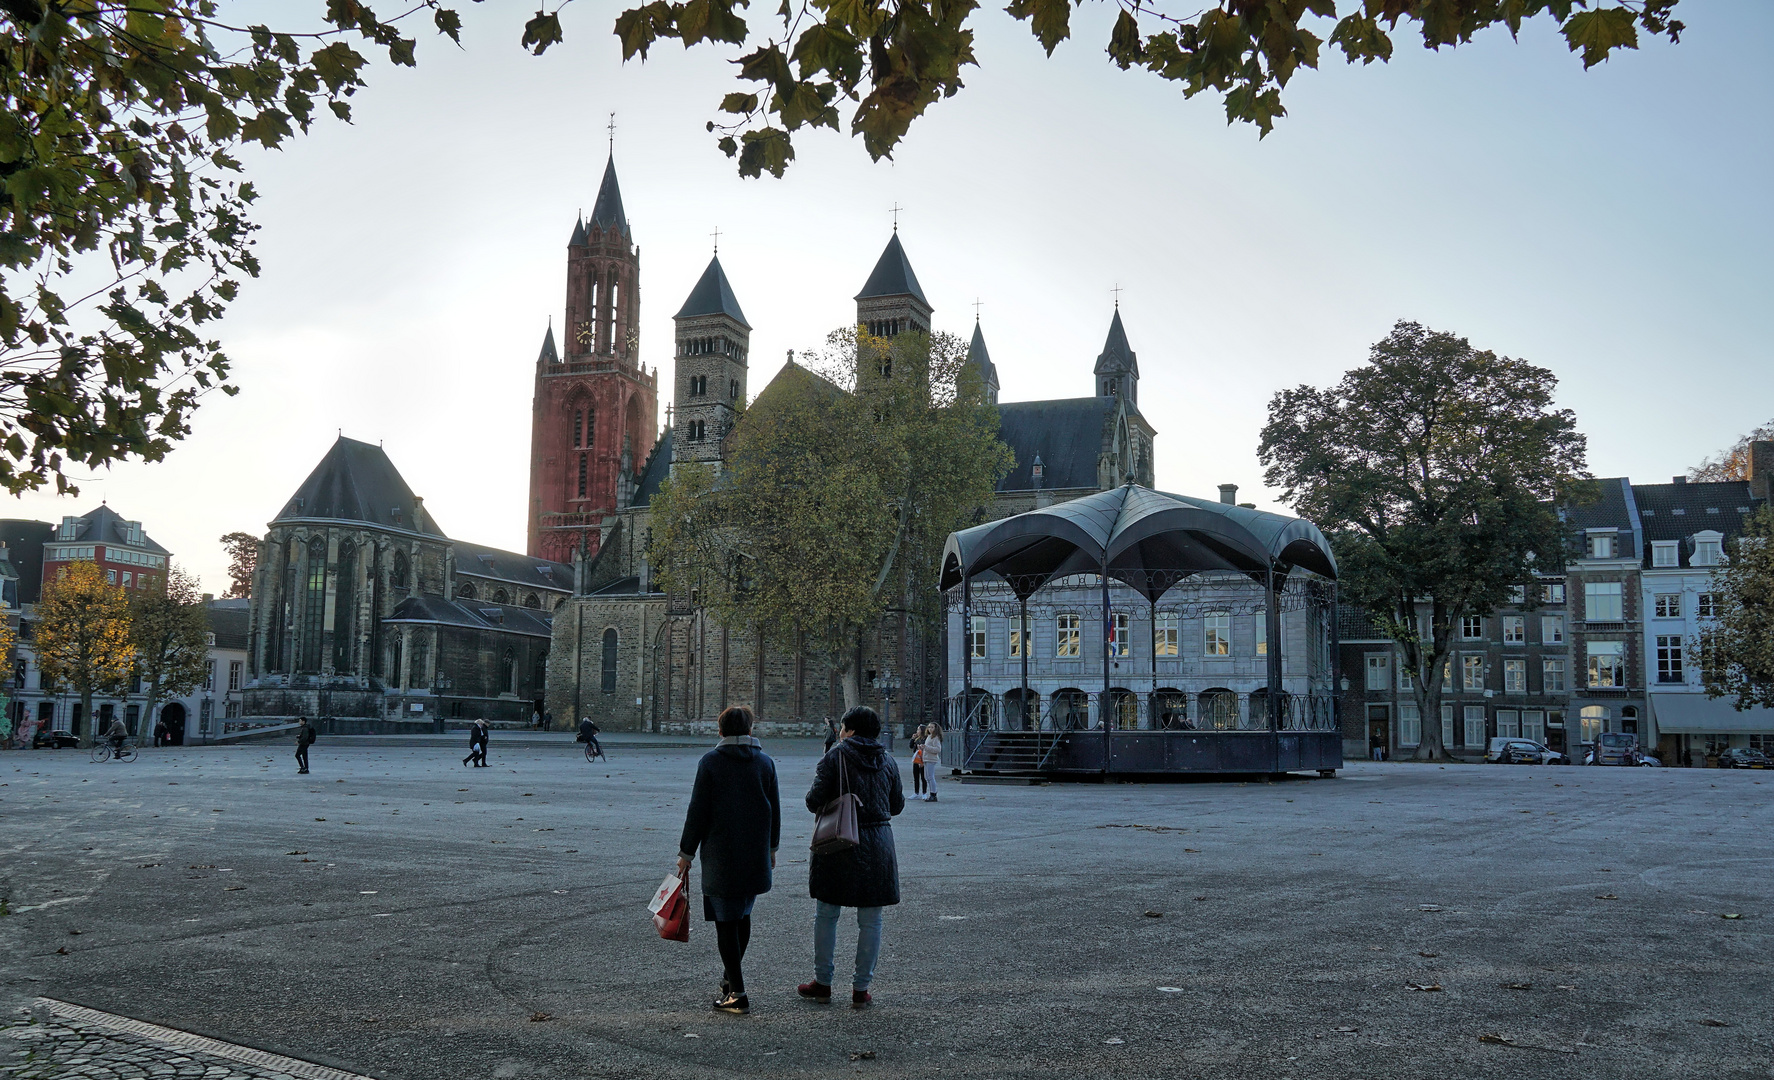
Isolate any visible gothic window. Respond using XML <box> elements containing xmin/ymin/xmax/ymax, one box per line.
<box><xmin>301</xmin><ymin>537</ymin><xmax>326</xmax><ymax>672</ymax></box>
<box><xmin>690</xmin><ymin>375</ymin><xmax>706</xmax><ymax>396</ymax></box>
<box><xmin>390</xmin><ymin>636</ymin><xmax>402</xmax><ymax>686</ymax></box>
<box><xmin>493</xmin><ymin>589</ymin><xmax>511</xmax><ymax>605</ymax></box>
<box><xmin>607</xmin><ymin>278</ymin><xmax>620</xmax><ymax>351</ymax></box>
<box><xmin>588</xmin><ymin>276</ymin><xmax>598</xmax><ymax>325</ymax></box>
<box><xmin>502</xmin><ymin>650</ymin><xmax>516</xmax><ymax>694</ymax></box>
<box><xmin>391</xmin><ymin>550</ymin><xmax>409</xmax><ymax>588</ymax></box>
<box><xmin>730</xmin><ymin>379</ymin><xmax>739</xmax><ymax>400</ymax></box>
<box><xmin>601</xmin><ymin>628</ymin><xmax>618</xmax><ymax>693</ymax></box>
<box><xmin>573</xmin><ymin>409</ymin><xmax>583</xmax><ymax>448</ymax></box>
<box><xmin>333</xmin><ymin>540</ymin><xmax>356</xmax><ymax>673</ymax></box>
<box><xmin>585</xmin><ymin>409</ymin><xmax>595</xmax><ymax>447</ymax></box>
<box><xmin>523</xmin><ymin>593</ymin><xmax>541</xmax><ymax>609</ymax></box>
<box><xmin>457</xmin><ymin>582</ymin><xmax>477</xmax><ymax>600</ymax></box>
<box><xmin>577</xmin><ymin>453</ymin><xmax>588</xmax><ymax>498</ymax></box>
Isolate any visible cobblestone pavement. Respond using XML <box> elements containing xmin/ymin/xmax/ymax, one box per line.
<box><xmin>2</xmin><ymin>999</ymin><xmax>375</xmax><ymax>1079</ymax></box>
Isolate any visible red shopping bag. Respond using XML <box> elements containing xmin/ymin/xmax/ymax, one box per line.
<box><xmin>649</xmin><ymin>870</ymin><xmax>690</xmax><ymax>942</ymax></box>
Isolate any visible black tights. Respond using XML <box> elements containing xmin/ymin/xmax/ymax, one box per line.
<box><xmin>715</xmin><ymin>917</ymin><xmax>752</xmax><ymax>994</ymax></box>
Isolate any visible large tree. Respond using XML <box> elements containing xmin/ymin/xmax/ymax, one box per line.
<box><xmin>129</xmin><ymin>564</ymin><xmax>210</xmax><ymax>739</ymax></box>
<box><xmin>1259</xmin><ymin>320</ymin><xmax>1589</xmax><ymax>761</ymax></box>
<box><xmin>521</xmin><ymin>0</ymin><xmax>1686</xmax><ymax>177</ymax></box>
<box><xmin>1696</xmin><ymin>506</ymin><xmax>1774</xmax><ymax>712</ymax></box>
<box><xmin>220</xmin><ymin>531</ymin><xmax>259</xmax><ymax>599</ymax></box>
<box><xmin>1</xmin><ymin>2</ymin><xmax>458</xmax><ymax>494</ymax></box>
<box><xmin>33</xmin><ymin>560</ymin><xmax>135</xmax><ymax>745</ymax></box>
<box><xmin>649</xmin><ymin>327</ymin><xmax>1011</xmax><ymax>710</ymax></box>
<box><xmin>1687</xmin><ymin>419</ymin><xmax>1774</xmax><ymax>482</ymax></box>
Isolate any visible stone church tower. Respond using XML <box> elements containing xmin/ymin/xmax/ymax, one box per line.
<box><xmin>671</xmin><ymin>255</ymin><xmax>750</xmax><ymax>469</ymax></box>
<box><xmin>527</xmin><ymin>154</ymin><xmax>659</xmax><ymax>564</ymax></box>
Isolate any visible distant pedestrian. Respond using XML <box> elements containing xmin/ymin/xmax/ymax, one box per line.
<box><xmin>295</xmin><ymin>717</ymin><xmax>315</xmax><ymax>774</ymax></box>
<box><xmin>677</xmin><ymin>706</ymin><xmax>781</xmax><ymax>1016</ymax></box>
<box><xmin>531</xmin><ymin>709</ymin><xmax>542</xmax><ymax>729</ymax></box>
<box><xmin>800</xmin><ymin>706</ymin><xmax>903</xmax><ymax>1009</ymax></box>
<box><xmin>823</xmin><ymin>716</ymin><xmax>838</xmax><ymax>753</ymax></box>
<box><xmin>909</xmin><ymin>727</ymin><xmax>927</xmax><ymax>797</ymax></box>
<box><xmin>464</xmin><ymin>719</ymin><xmax>489</xmax><ymax>767</ymax></box>
<box><xmin>153</xmin><ymin>718</ymin><xmax>169</xmax><ymax>747</ymax></box>
<box><xmin>919</xmin><ymin>724</ymin><xmax>942</xmax><ymax>802</ymax></box>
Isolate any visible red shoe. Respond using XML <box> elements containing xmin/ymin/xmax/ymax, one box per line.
<box><xmin>851</xmin><ymin>990</ymin><xmax>872</xmax><ymax>1009</ymax></box>
<box><xmin>797</xmin><ymin>981</ymin><xmax>832</xmax><ymax>1002</ymax></box>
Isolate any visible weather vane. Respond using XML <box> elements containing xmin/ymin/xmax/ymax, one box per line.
<box><xmin>607</xmin><ymin>112</ymin><xmax>616</xmax><ymax>150</ymax></box>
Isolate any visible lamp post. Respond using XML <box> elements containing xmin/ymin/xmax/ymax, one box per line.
<box><xmin>879</xmin><ymin>670</ymin><xmax>903</xmax><ymax>745</ymax></box>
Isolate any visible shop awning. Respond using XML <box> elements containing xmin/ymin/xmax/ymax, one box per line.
<box><xmin>1650</xmin><ymin>693</ymin><xmax>1774</xmax><ymax>734</ymax></box>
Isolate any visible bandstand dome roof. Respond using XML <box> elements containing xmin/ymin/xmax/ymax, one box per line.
<box><xmin>940</xmin><ymin>483</ymin><xmax>1337</xmax><ymax>600</ymax></box>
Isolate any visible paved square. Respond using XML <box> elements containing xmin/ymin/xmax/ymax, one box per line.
<box><xmin>2</xmin><ymin>739</ymin><xmax>1770</xmax><ymax>1079</ymax></box>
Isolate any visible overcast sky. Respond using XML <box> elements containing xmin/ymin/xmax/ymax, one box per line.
<box><xmin>8</xmin><ymin>2</ymin><xmax>1770</xmax><ymax>593</ymax></box>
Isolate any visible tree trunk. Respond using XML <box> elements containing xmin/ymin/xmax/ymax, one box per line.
<box><xmin>141</xmin><ymin>680</ymin><xmax>162</xmax><ymax>744</ymax></box>
<box><xmin>78</xmin><ymin>690</ymin><xmax>94</xmax><ymax>748</ymax></box>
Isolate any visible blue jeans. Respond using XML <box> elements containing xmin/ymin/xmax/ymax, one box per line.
<box><xmin>814</xmin><ymin>901</ymin><xmax>884</xmax><ymax>991</ymax></box>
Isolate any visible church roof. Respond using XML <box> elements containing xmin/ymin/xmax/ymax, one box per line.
<box><xmin>1093</xmin><ymin>309</ymin><xmax>1138</xmax><ymax>378</ymax></box>
<box><xmin>674</xmin><ymin>255</ymin><xmax>750</xmax><ymax>328</ymax></box>
<box><xmin>382</xmin><ymin>595</ymin><xmax>554</xmax><ymax>639</ymax></box>
<box><xmin>537</xmin><ymin>325</ymin><xmax>558</xmax><ymax>363</ymax></box>
<box><xmin>589</xmin><ymin>156</ymin><xmax>628</xmax><ymax>236</ymax></box>
<box><xmin>274</xmin><ymin>436</ymin><xmax>446</xmax><ymax>537</ymax></box>
<box><xmin>632</xmin><ymin>427</ymin><xmax>674</xmax><ymax>507</ymax></box>
<box><xmin>854</xmin><ymin>233</ymin><xmax>928</xmax><ymax>305</ymax></box>
<box><xmin>568</xmin><ymin>215</ymin><xmax>587</xmax><ymax>246</ymax></box>
<box><xmin>966</xmin><ymin>320</ymin><xmax>998</xmax><ymax>389</ymax></box>
<box><xmin>993</xmin><ymin>398</ymin><xmax>1123</xmax><ymax>492</ymax></box>
<box><xmin>451</xmin><ymin>539</ymin><xmax>574</xmax><ymax>594</ymax></box>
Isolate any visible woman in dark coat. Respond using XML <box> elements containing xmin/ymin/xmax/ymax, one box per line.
<box><xmin>798</xmin><ymin>705</ymin><xmax>904</xmax><ymax>1009</ymax></box>
<box><xmin>677</xmin><ymin>706</ymin><xmax>781</xmax><ymax>1015</ymax></box>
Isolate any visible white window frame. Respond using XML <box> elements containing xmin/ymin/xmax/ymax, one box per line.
<box><xmin>1653</xmin><ymin>593</ymin><xmax>1681</xmax><ymax>619</ymax></box>
<box><xmin>1461</xmin><ymin>616</ymin><xmax>1484</xmax><ymax>641</ymax></box>
<box><xmin>1055</xmin><ymin>614</ymin><xmax>1081</xmax><ymax>659</ymax></box>
<box><xmin>1462</xmin><ymin>654</ymin><xmax>1485</xmax><ymax>691</ymax></box>
<box><xmin>228</xmin><ymin>661</ymin><xmax>243</xmax><ymax>691</ymax></box>
<box><xmin>1203</xmin><ymin>612</ymin><xmax>1230</xmax><ymax>657</ymax></box>
<box><xmin>1542</xmin><ymin>583</ymin><xmax>1565</xmax><ymax>604</ymax></box>
<box><xmin>1502</xmin><ymin>616</ymin><xmax>1525</xmax><ymax>644</ymax></box>
<box><xmin>1697</xmin><ymin>593</ymin><xmax>1717</xmax><ymax>618</ymax></box>
<box><xmin>1154</xmin><ymin>613</ymin><xmax>1179</xmax><ymax>658</ymax></box>
<box><xmin>1651</xmin><ymin>542</ymin><xmax>1678</xmax><ymax>568</ymax></box>
<box><xmin>1587</xmin><ymin>640</ymin><xmax>1625</xmax><ymax>688</ymax></box>
<box><xmin>1693</xmin><ymin>537</ymin><xmax>1723</xmax><ymax>566</ymax></box>
<box><xmin>1543</xmin><ymin>658</ymin><xmax>1567</xmax><ymax>693</ymax></box>
<box><xmin>1008</xmin><ymin>615</ymin><xmax>1031</xmax><ymax>659</ymax></box>
<box><xmin>1441</xmin><ymin>658</ymin><xmax>1454</xmax><ymax>693</ymax></box>
<box><xmin>203</xmin><ymin>659</ymin><xmax>215</xmax><ymax>692</ymax></box>
<box><xmin>1496</xmin><ymin>709</ymin><xmax>1521</xmax><ymax>738</ymax></box>
<box><xmin>1503</xmin><ymin>658</ymin><xmax>1527</xmax><ymax>694</ymax></box>
<box><xmin>1541</xmin><ymin>615</ymin><xmax>1565</xmax><ymax>644</ymax></box>
<box><xmin>1464</xmin><ymin>706</ymin><xmax>1487</xmax><ymax>749</ymax></box>
<box><xmin>1440</xmin><ymin>705</ymin><xmax>1455</xmax><ymax>749</ymax></box>
<box><xmin>1522</xmin><ymin>710</ymin><xmax>1546</xmax><ymax>743</ymax></box>
<box><xmin>969</xmin><ymin>616</ymin><xmax>988</xmax><ymax>660</ymax></box>
<box><xmin>1656</xmin><ymin>635</ymin><xmax>1683</xmax><ymax>683</ymax></box>
<box><xmin>1398</xmin><ymin>704</ymin><xmax>1421</xmax><ymax>747</ymax></box>
<box><xmin>1588</xmin><ymin>533</ymin><xmax>1616</xmax><ymax>559</ymax></box>
<box><xmin>1579</xmin><ymin>705</ymin><xmax>1609</xmax><ymax>744</ymax></box>
<box><xmin>1110</xmin><ymin>612</ymin><xmax>1130</xmax><ymax>658</ymax></box>
<box><xmin>1397</xmin><ymin>662</ymin><xmax>1415</xmax><ymax>692</ymax></box>
<box><xmin>1364</xmin><ymin>654</ymin><xmax>1390</xmax><ymax>691</ymax></box>
<box><xmin>1585</xmin><ymin>581</ymin><xmax>1623</xmax><ymax>622</ymax></box>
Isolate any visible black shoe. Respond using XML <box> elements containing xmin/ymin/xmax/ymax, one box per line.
<box><xmin>713</xmin><ymin>992</ymin><xmax>749</xmax><ymax>1014</ymax></box>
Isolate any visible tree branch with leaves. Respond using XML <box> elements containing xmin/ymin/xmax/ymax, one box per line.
<box><xmin>1697</xmin><ymin>506</ymin><xmax>1774</xmax><ymax>712</ymax></box>
<box><xmin>130</xmin><ymin>564</ymin><xmax>210</xmax><ymax>740</ymax></box>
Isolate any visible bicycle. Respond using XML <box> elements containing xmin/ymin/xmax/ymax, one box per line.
<box><xmin>91</xmin><ymin>739</ymin><xmax>137</xmax><ymax>763</ymax></box>
<box><xmin>583</xmin><ymin>738</ymin><xmax>606</xmax><ymax>763</ymax></box>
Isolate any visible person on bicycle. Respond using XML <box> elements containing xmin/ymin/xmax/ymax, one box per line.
<box><xmin>579</xmin><ymin>715</ymin><xmax>602</xmax><ymax>759</ymax></box>
<box><xmin>105</xmin><ymin>717</ymin><xmax>128</xmax><ymax>759</ymax></box>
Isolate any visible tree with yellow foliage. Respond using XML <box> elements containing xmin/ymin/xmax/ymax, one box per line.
<box><xmin>34</xmin><ymin>562</ymin><xmax>135</xmax><ymax>747</ymax></box>
<box><xmin>0</xmin><ymin>618</ymin><xmax>15</xmax><ymax>746</ymax></box>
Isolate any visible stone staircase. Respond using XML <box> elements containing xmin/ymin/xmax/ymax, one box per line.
<box><xmin>963</xmin><ymin>731</ymin><xmax>1056</xmax><ymax>774</ymax></box>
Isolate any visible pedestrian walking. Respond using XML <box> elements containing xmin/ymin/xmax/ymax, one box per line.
<box><xmin>823</xmin><ymin>716</ymin><xmax>838</xmax><ymax>753</ymax></box>
<box><xmin>153</xmin><ymin>718</ymin><xmax>169</xmax><ymax>747</ymax></box>
<box><xmin>464</xmin><ymin>719</ymin><xmax>490</xmax><ymax>767</ymax></box>
<box><xmin>799</xmin><ymin>706</ymin><xmax>904</xmax><ymax>1009</ymax></box>
<box><xmin>295</xmin><ymin>717</ymin><xmax>315</xmax><ymax>774</ymax></box>
<box><xmin>919</xmin><ymin>724</ymin><xmax>942</xmax><ymax>802</ymax></box>
<box><xmin>909</xmin><ymin>727</ymin><xmax>926</xmax><ymax>798</ymax></box>
<box><xmin>676</xmin><ymin>706</ymin><xmax>781</xmax><ymax>1016</ymax></box>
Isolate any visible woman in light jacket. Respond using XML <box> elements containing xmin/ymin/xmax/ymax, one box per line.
<box><xmin>919</xmin><ymin>724</ymin><xmax>942</xmax><ymax>801</ymax></box>
<box><xmin>799</xmin><ymin>706</ymin><xmax>904</xmax><ymax>1008</ymax></box>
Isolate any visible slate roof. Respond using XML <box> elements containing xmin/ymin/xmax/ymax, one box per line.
<box><xmin>632</xmin><ymin>427</ymin><xmax>674</xmax><ymax>508</ymax></box>
<box><xmin>451</xmin><ymin>539</ymin><xmax>574</xmax><ymax>594</ymax></box>
<box><xmin>994</xmin><ymin>398</ymin><xmax>1116</xmax><ymax>492</ymax></box>
<box><xmin>537</xmin><ymin>325</ymin><xmax>558</xmax><ymax>363</ymax></box>
<box><xmin>1564</xmin><ymin>477</ymin><xmax>1633</xmax><ymax>532</ymax></box>
<box><xmin>966</xmin><ymin>321</ymin><xmax>998</xmax><ymax>391</ymax></box>
<box><xmin>590</xmin><ymin>575</ymin><xmax>660</xmax><ymax>596</ymax></box>
<box><xmin>674</xmin><ymin>255</ymin><xmax>750</xmax><ymax>328</ymax></box>
<box><xmin>59</xmin><ymin>504</ymin><xmax>170</xmax><ymax>555</ymax></box>
<box><xmin>589</xmin><ymin>156</ymin><xmax>628</xmax><ymax>236</ymax></box>
<box><xmin>382</xmin><ymin>595</ymin><xmax>554</xmax><ymax>639</ymax></box>
<box><xmin>1631</xmin><ymin>479</ymin><xmax>1762</xmax><ymax>568</ymax></box>
<box><xmin>1094</xmin><ymin>309</ymin><xmax>1138</xmax><ymax>378</ymax></box>
<box><xmin>0</xmin><ymin>520</ymin><xmax>52</xmax><ymax>603</ymax></box>
<box><xmin>205</xmin><ymin>598</ymin><xmax>251</xmax><ymax>651</ymax></box>
<box><xmin>855</xmin><ymin>233</ymin><xmax>928</xmax><ymax>304</ymax></box>
<box><xmin>569</xmin><ymin>216</ymin><xmax>587</xmax><ymax>246</ymax></box>
<box><xmin>274</xmin><ymin>436</ymin><xmax>446</xmax><ymax>537</ymax></box>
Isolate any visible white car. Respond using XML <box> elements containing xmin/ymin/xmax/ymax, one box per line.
<box><xmin>1486</xmin><ymin>737</ymin><xmax>1568</xmax><ymax>765</ymax></box>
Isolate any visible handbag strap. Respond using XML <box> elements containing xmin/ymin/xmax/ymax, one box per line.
<box><xmin>836</xmin><ymin>745</ymin><xmax>849</xmax><ymax>797</ymax></box>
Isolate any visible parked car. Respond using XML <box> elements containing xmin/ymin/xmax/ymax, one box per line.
<box><xmin>1486</xmin><ymin>737</ymin><xmax>1567</xmax><ymax>765</ymax></box>
<box><xmin>1590</xmin><ymin>731</ymin><xmax>1639</xmax><ymax>766</ymax></box>
<box><xmin>1637</xmin><ymin>753</ymin><xmax>1664</xmax><ymax>767</ymax></box>
<box><xmin>1719</xmin><ymin>747</ymin><xmax>1773</xmax><ymax>769</ymax></box>
<box><xmin>33</xmin><ymin>728</ymin><xmax>79</xmax><ymax>749</ymax></box>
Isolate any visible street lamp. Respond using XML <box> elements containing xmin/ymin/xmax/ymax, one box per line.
<box><xmin>878</xmin><ymin>670</ymin><xmax>904</xmax><ymax>741</ymax></box>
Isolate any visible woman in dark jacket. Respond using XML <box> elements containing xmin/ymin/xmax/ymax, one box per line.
<box><xmin>677</xmin><ymin>706</ymin><xmax>781</xmax><ymax>1015</ymax></box>
<box><xmin>798</xmin><ymin>706</ymin><xmax>904</xmax><ymax>1009</ymax></box>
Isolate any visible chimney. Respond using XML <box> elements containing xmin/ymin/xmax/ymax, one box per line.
<box><xmin>1218</xmin><ymin>484</ymin><xmax>1238</xmax><ymax>505</ymax></box>
<box><xmin>1671</xmin><ymin>476</ymin><xmax>1686</xmax><ymax>485</ymax></box>
<box><xmin>201</xmin><ymin>593</ymin><xmax>214</xmax><ymax>603</ymax></box>
<box><xmin>1030</xmin><ymin>454</ymin><xmax>1044</xmax><ymax>490</ymax></box>
<box><xmin>1749</xmin><ymin>440</ymin><xmax>1774</xmax><ymax>502</ymax></box>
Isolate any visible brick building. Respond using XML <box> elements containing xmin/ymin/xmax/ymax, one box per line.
<box><xmin>39</xmin><ymin>505</ymin><xmax>169</xmax><ymax>594</ymax></box>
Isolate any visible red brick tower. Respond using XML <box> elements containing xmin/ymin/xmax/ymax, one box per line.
<box><xmin>527</xmin><ymin>154</ymin><xmax>658</xmax><ymax>563</ymax></box>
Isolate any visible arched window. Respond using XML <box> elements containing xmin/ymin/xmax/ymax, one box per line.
<box><xmin>390</xmin><ymin>636</ymin><xmax>403</xmax><ymax>687</ymax></box>
<box><xmin>585</xmin><ymin>408</ymin><xmax>595</xmax><ymax>448</ymax></box>
<box><xmin>577</xmin><ymin>453</ymin><xmax>588</xmax><ymax>498</ymax></box>
<box><xmin>1198</xmin><ymin>688</ymin><xmax>1238</xmax><ymax>731</ymax></box>
<box><xmin>730</xmin><ymin>379</ymin><xmax>740</xmax><ymax>400</ymax></box>
<box><xmin>523</xmin><ymin>593</ymin><xmax>541</xmax><ymax>609</ymax></box>
<box><xmin>493</xmin><ymin>588</ymin><xmax>511</xmax><ymax>605</ymax></box>
<box><xmin>457</xmin><ymin>582</ymin><xmax>476</xmax><ymax>600</ymax></box>
<box><xmin>502</xmin><ymin>650</ymin><xmax>516</xmax><ymax>694</ymax></box>
<box><xmin>301</xmin><ymin>537</ymin><xmax>326</xmax><ymax>672</ymax></box>
<box><xmin>573</xmin><ymin>409</ymin><xmax>583</xmax><ymax>448</ymax></box>
<box><xmin>608</xmin><ymin>278</ymin><xmax>620</xmax><ymax>351</ymax></box>
<box><xmin>1579</xmin><ymin>704</ymin><xmax>1610</xmax><ymax>745</ymax></box>
<box><xmin>601</xmin><ymin>627</ymin><xmax>618</xmax><ymax>693</ymax></box>
<box><xmin>333</xmin><ymin>540</ymin><xmax>356</xmax><ymax>673</ymax></box>
<box><xmin>391</xmin><ymin>550</ymin><xmax>409</xmax><ymax>588</ymax></box>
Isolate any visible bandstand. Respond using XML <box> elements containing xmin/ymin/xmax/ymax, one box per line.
<box><xmin>939</xmin><ymin>482</ymin><xmax>1341</xmax><ymax>777</ymax></box>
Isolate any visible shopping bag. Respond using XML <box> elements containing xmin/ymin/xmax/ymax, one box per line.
<box><xmin>650</xmin><ymin>870</ymin><xmax>690</xmax><ymax>942</ymax></box>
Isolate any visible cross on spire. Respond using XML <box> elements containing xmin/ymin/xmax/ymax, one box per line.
<box><xmin>890</xmin><ymin>202</ymin><xmax>903</xmax><ymax>231</ymax></box>
<box><xmin>711</xmin><ymin>225</ymin><xmax>722</xmax><ymax>254</ymax></box>
<box><xmin>972</xmin><ymin>297</ymin><xmax>983</xmax><ymax>322</ymax></box>
<box><xmin>1110</xmin><ymin>283</ymin><xmax>1123</xmax><ymax>308</ymax></box>
<box><xmin>607</xmin><ymin>112</ymin><xmax>617</xmax><ymax>150</ymax></box>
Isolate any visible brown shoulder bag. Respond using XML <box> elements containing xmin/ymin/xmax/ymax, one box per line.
<box><xmin>810</xmin><ymin>749</ymin><xmax>861</xmax><ymax>854</ymax></box>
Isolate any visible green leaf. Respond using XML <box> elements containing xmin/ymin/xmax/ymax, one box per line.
<box><xmin>1561</xmin><ymin>7</ymin><xmax>1639</xmax><ymax>68</ymax></box>
<box><xmin>736</xmin><ymin>127</ymin><xmax>794</xmax><ymax>178</ymax></box>
<box><xmin>1106</xmin><ymin>9</ymin><xmax>1143</xmax><ymax>69</ymax></box>
<box><xmin>720</xmin><ymin>92</ymin><xmax>761</xmax><ymax>114</ymax></box>
<box><xmin>523</xmin><ymin>11</ymin><xmax>566</xmax><ymax>55</ymax></box>
<box><xmin>434</xmin><ymin>8</ymin><xmax>464</xmax><ymax>43</ymax></box>
<box><xmin>1328</xmin><ymin>14</ymin><xmax>1393</xmax><ymax>65</ymax></box>
<box><xmin>1005</xmin><ymin>0</ymin><xmax>1072</xmax><ymax>56</ymax></box>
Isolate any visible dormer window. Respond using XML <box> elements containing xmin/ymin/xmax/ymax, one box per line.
<box><xmin>1651</xmin><ymin>542</ymin><xmax>1678</xmax><ymax>567</ymax></box>
<box><xmin>60</xmin><ymin>516</ymin><xmax>78</xmax><ymax>540</ymax></box>
<box><xmin>1587</xmin><ymin>532</ymin><xmax>1616</xmax><ymax>559</ymax></box>
<box><xmin>1693</xmin><ymin>533</ymin><xmax>1724</xmax><ymax>566</ymax></box>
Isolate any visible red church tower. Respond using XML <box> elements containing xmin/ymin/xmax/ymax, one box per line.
<box><xmin>527</xmin><ymin>155</ymin><xmax>659</xmax><ymax>563</ymax></box>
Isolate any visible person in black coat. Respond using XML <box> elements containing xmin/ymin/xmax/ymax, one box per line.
<box><xmin>798</xmin><ymin>706</ymin><xmax>904</xmax><ymax>1009</ymax></box>
<box><xmin>676</xmin><ymin>706</ymin><xmax>781</xmax><ymax>1015</ymax></box>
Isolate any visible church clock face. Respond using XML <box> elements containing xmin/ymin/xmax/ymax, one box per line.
<box><xmin>575</xmin><ymin>320</ymin><xmax>594</xmax><ymax>346</ymax></box>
